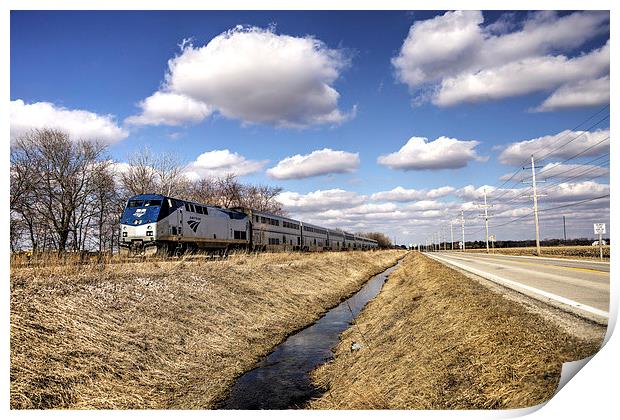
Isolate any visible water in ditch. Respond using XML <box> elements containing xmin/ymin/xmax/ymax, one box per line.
<box><xmin>220</xmin><ymin>259</ymin><xmax>403</xmax><ymax>409</ymax></box>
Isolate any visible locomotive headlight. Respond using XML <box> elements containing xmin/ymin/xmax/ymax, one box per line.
<box><xmin>122</xmin><ymin>232</ymin><xmax>127</xmax><ymax>237</ymax></box>
<box><xmin>146</xmin><ymin>230</ymin><xmax>153</xmax><ymax>236</ymax></box>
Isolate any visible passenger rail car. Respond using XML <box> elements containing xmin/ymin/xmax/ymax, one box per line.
<box><xmin>301</xmin><ymin>222</ymin><xmax>328</xmax><ymax>252</ymax></box>
<box><xmin>327</xmin><ymin>229</ymin><xmax>345</xmax><ymax>251</ymax></box>
<box><xmin>120</xmin><ymin>193</ymin><xmax>379</xmax><ymax>256</ymax></box>
<box><xmin>241</xmin><ymin>209</ymin><xmax>302</xmax><ymax>251</ymax></box>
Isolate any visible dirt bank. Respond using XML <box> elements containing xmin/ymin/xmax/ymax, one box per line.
<box><xmin>310</xmin><ymin>252</ymin><xmax>604</xmax><ymax>409</ymax></box>
<box><xmin>10</xmin><ymin>250</ymin><xmax>405</xmax><ymax>409</ymax></box>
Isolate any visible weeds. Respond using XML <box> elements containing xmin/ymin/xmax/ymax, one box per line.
<box><xmin>10</xmin><ymin>250</ymin><xmax>405</xmax><ymax>409</ymax></box>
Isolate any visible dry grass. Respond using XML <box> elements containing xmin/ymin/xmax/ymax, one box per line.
<box><xmin>310</xmin><ymin>252</ymin><xmax>604</xmax><ymax>409</ymax></box>
<box><xmin>466</xmin><ymin>245</ymin><xmax>610</xmax><ymax>260</ymax></box>
<box><xmin>10</xmin><ymin>250</ymin><xmax>405</xmax><ymax>409</ymax></box>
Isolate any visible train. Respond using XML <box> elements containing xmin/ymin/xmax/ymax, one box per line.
<box><xmin>119</xmin><ymin>193</ymin><xmax>378</xmax><ymax>256</ymax></box>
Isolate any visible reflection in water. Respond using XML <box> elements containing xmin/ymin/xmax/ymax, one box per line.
<box><xmin>220</xmin><ymin>260</ymin><xmax>403</xmax><ymax>409</ymax></box>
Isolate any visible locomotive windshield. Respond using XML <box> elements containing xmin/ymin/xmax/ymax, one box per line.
<box><xmin>121</xmin><ymin>195</ymin><xmax>166</xmax><ymax>225</ymax></box>
<box><xmin>128</xmin><ymin>199</ymin><xmax>162</xmax><ymax>207</ymax></box>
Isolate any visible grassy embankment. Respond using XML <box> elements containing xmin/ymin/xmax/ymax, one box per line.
<box><xmin>310</xmin><ymin>252</ymin><xmax>604</xmax><ymax>409</ymax></box>
<box><xmin>465</xmin><ymin>245</ymin><xmax>610</xmax><ymax>260</ymax></box>
<box><xmin>10</xmin><ymin>250</ymin><xmax>405</xmax><ymax>409</ymax></box>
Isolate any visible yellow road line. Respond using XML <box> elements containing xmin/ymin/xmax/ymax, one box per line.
<box><xmin>483</xmin><ymin>257</ymin><xmax>609</xmax><ymax>276</ymax></box>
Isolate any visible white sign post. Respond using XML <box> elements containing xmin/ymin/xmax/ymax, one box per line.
<box><xmin>489</xmin><ymin>234</ymin><xmax>496</xmax><ymax>253</ymax></box>
<box><xmin>594</xmin><ymin>223</ymin><xmax>606</xmax><ymax>260</ymax></box>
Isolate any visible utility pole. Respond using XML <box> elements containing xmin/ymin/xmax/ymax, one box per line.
<box><xmin>478</xmin><ymin>188</ymin><xmax>492</xmax><ymax>253</ymax></box>
<box><xmin>450</xmin><ymin>222</ymin><xmax>454</xmax><ymax>250</ymax></box>
<box><xmin>442</xmin><ymin>228</ymin><xmax>446</xmax><ymax>250</ymax></box>
<box><xmin>460</xmin><ymin>210</ymin><xmax>465</xmax><ymax>252</ymax></box>
<box><xmin>563</xmin><ymin>216</ymin><xmax>567</xmax><ymax>242</ymax></box>
<box><xmin>531</xmin><ymin>156</ymin><xmax>541</xmax><ymax>256</ymax></box>
<box><xmin>523</xmin><ymin>155</ymin><xmax>545</xmax><ymax>256</ymax></box>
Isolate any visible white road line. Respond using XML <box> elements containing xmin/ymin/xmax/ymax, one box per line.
<box><xmin>427</xmin><ymin>253</ymin><xmax>609</xmax><ymax>319</ymax></box>
<box><xmin>447</xmin><ymin>252</ymin><xmax>610</xmax><ymax>266</ymax></box>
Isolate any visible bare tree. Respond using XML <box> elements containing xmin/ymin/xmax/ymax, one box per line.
<box><xmin>119</xmin><ymin>147</ymin><xmax>191</xmax><ymax>199</ymax></box>
<box><xmin>119</xmin><ymin>147</ymin><xmax>159</xmax><ymax>196</ymax></box>
<box><xmin>11</xmin><ymin>129</ymin><xmax>106</xmax><ymax>252</ymax></box>
<box><xmin>10</xmin><ymin>135</ymin><xmax>288</xmax><ymax>253</ymax></box>
<box><xmin>240</xmin><ymin>184</ymin><xmax>285</xmax><ymax>214</ymax></box>
<box><xmin>188</xmin><ymin>177</ymin><xmax>219</xmax><ymax>204</ymax></box>
<box><xmin>216</xmin><ymin>174</ymin><xmax>243</xmax><ymax>208</ymax></box>
<box><xmin>357</xmin><ymin>231</ymin><xmax>392</xmax><ymax>248</ymax></box>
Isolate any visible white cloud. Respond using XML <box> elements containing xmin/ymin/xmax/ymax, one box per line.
<box><xmin>545</xmin><ymin>181</ymin><xmax>610</xmax><ymax>203</ymax></box>
<box><xmin>378</xmin><ymin>136</ymin><xmax>485</xmax><ymax>170</ymax></box>
<box><xmin>267</xmin><ymin>148</ymin><xmax>359</xmax><ymax>180</ymax></box>
<box><xmin>499</xmin><ymin>129</ymin><xmax>610</xmax><ymax>166</ymax></box>
<box><xmin>317</xmin><ymin>203</ymin><xmax>399</xmax><ymax>219</ymax></box>
<box><xmin>534</xmin><ymin>76</ymin><xmax>610</xmax><ymax>112</ymax></box>
<box><xmin>392</xmin><ymin>11</ymin><xmax>609</xmax><ymax>109</ymax></box>
<box><xmin>370</xmin><ymin>185</ymin><xmax>455</xmax><ymax>202</ymax></box>
<box><xmin>277</xmin><ymin>189</ymin><xmax>366</xmax><ymax>213</ymax></box>
<box><xmin>10</xmin><ymin>99</ymin><xmax>128</xmax><ymax>144</ymax></box>
<box><xmin>274</xmin><ymin>182</ymin><xmax>609</xmax><ymax>244</ymax></box>
<box><xmin>428</xmin><ymin>186</ymin><xmax>457</xmax><ymax>199</ymax></box>
<box><xmin>408</xmin><ymin>200</ymin><xmax>450</xmax><ymax>211</ymax></box>
<box><xmin>124</xmin><ymin>92</ymin><xmax>212</xmax><ymax>126</ymax></box>
<box><xmin>456</xmin><ymin>184</ymin><xmax>498</xmax><ymax>201</ymax></box>
<box><xmin>434</xmin><ymin>42</ymin><xmax>609</xmax><ymax>106</ymax></box>
<box><xmin>184</xmin><ymin>149</ymin><xmax>267</xmax><ymax>179</ymax></box>
<box><xmin>128</xmin><ymin>26</ymin><xmax>354</xmax><ymax>127</ymax></box>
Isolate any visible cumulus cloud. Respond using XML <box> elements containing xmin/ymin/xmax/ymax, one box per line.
<box><xmin>378</xmin><ymin>136</ymin><xmax>485</xmax><ymax>170</ymax></box>
<box><xmin>10</xmin><ymin>99</ymin><xmax>128</xmax><ymax>143</ymax></box>
<box><xmin>534</xmin><ymin>76</ymin><xmax>610</xmax><ymax>112</ymax></box>
<box><xmin>545</xmin><ymin>181</ymin><xmax>610</xmax><ymax>203</ymax></box>
<box><xmin>456</xmin><ymin>184</ymin><xmax>498</xmax><ymax>201</ymax></box>
<box><xmin>184</xmin><ymin>149</ymin><xmax>267</xmax><ymax>179</ymax></box>
<box><xmin>434</xmin><ymin>42</ymin><xmax>609</xmax><ymax>106</ymax></box>
<box><xmin>392</xmin><ymin>11</ymin><xmax>609</xmax><ymax>109</ymax></box>
<box><xmin>267</xmin><ymin>148</ymin><xmax>359</xmax><ymax>180</ymax></box>
<box><xmin>499</xmin><ymin>129</ymin><xmax>610</xmax><ymax>166</ymax></box>
<box><xmin>128</xmin><ymin>26</ymin><xmax>354</xmax><ymax>127</ymax></box>
<box><xmin>277</xmin><ymin>189</ymin><xmax>366</xmax><ymax>213</ymax></box>
<box><xmin>275</xmin><ymin>182</ymin><xmax>609</xmax><ymax>244</ymax></box>
<box><xmin>125</xmin><ymin>92</ymin><xmax>212</xmax><ymax>126</ymax></box>
<box><xmin>371</xmin><ymin>185</ymin><xmax>455</xmax><ymax>202</ymax></box>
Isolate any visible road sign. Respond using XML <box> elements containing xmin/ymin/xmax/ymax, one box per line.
<box><xmin>594</xmin><ymin>223</ymin><xmax>606</xmax><ymax>235</ymax></box>
<box><xmin>489</xmin><ymin>234</ymin><xmax>496</xmax><ymax>242</ymax></box>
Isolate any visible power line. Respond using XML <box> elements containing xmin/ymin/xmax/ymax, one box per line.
<box><xmin>436</xmin><ymin>106</ymin><xmax>610</xmax><ymax>246</ymax></box>
<box><xmin>537</xmin><ymin>151</ymin><xmax>609</xmax><ymax>179</ymax></box>
<box><xmin>540</xmin><ymin>194</ymin><xmax>610</xmax><ymax>213</ymax></box>
<box><xmin>538</xmin><ymin>158</ymin><xmax>610</xmax><ymax>194</ymax></box>
<box><xmin>535</xmin><ymin>114</ymin><xmax>609</xmax><ymax>162</ymax></box>
<box><xmin>537</xmin><ymin>136</ymin><xmax>610</xmax><ymax>177</ymax></box>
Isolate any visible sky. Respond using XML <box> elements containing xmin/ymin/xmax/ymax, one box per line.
<box><xmin>10</xmin><ymin>10</ymin><xmax>611</xmax><ymax>245</ymax></box>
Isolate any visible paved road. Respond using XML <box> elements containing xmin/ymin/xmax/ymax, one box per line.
<box><xmin>426</xmin><ymin>251</ymin><xmax>610</xmax><ymax>323</ymax></box>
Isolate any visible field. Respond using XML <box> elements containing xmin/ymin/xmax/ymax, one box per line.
<box><xmin>10</xmin><ymin>250</ymin><xmax>405</xmax><ymax>409</ymax></box>
<box><xmin>310</xmin><ymin>252</ymin><xmax>604</xmax><ymax>409</ymax></box>
<box><xmin>464</xmin><ymin>245</ymin><xmax>610</xmax><ymax>260</ymax></box>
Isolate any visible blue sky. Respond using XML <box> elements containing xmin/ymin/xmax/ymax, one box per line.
<box><xmin>10</xmin><ymin>10</ymin><xmax>610</xmax><ymax>244</ymax></box>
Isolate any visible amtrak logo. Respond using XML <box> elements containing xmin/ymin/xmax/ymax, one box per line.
<box><xmin>187</xmin><ymin>219</ymin><xmax>201</xmax><ymax>232</ymax></box>
<box><xmin>133</xmin><ymin>208</ymin><xmax>146</xmax><ymax>217</ymax></box>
